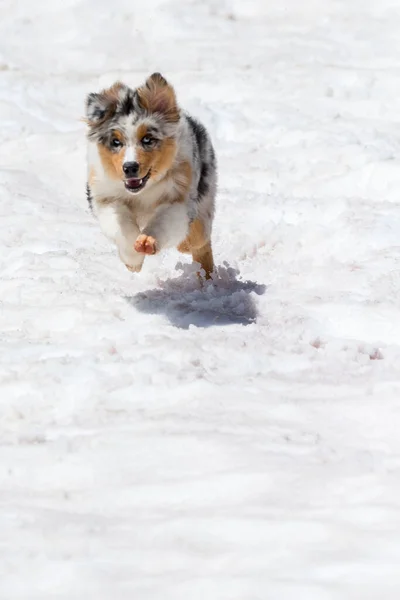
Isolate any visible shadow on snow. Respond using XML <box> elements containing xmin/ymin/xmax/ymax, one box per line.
<box><xmin>125</xmin><ymin>262</ymin><xmax>266</xmax><ymax>329</ymax></box>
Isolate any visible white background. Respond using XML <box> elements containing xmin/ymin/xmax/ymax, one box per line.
<box><xmin>1</xmin><ymin>1</ymin><xmax>400</xmax><ymax>598</ymax></box>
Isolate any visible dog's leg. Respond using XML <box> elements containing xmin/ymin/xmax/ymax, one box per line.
<box><xmin>96</xmin><ymin>203</ymin><xmax>144</xmax><ymax>272</ymax></box>
<box><xmin>192</xmin><ymin>242</ymin><xmax>214</xmax><ymax>279</ymax></box>
<box><xmin>136</xmin><ymin>203</ymin><xmax>189</xmax><ymax>255</ymax></box>
<box><xmin>177</xmin><ymin>218</ymin><xmax>214</xmax><ymax>278</ymax></box>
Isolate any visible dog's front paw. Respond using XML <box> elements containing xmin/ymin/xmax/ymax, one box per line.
<box><xmin>134</xmin><ymin>234</ymin><xmax>158</xmax><ymax>255</ymax></box>
<box><xmin>125</xmin><ymin>263</ymin><xmax>143</xmax><ymax>273</ymax></box>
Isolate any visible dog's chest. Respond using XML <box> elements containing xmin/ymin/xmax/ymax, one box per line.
<box><xmin>123</xmin><ymin>177</ymin><xmax>178</xmax><ymax>226</ymax></box>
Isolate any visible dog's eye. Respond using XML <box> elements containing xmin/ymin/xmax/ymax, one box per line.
<box><xmin>111</xmin><ymin>138</ymin><xmax>122</xmax><ymax>149</ymax></box>
<box><xmin>141</xmin><ymin>135</ymin><xmax>154</xmax><ymax>147</ymax></box>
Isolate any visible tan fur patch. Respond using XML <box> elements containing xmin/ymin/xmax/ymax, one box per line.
<box><xmin>98</xmin><ymin>143</ymin><xmax>125</xmax><ymax>181</ymax></box>
<box><xmin>106</xmin><ymin>81</ymin><xmax>125</xmax><ymax>99</ymax></box>
<box><xmin>178</xmin><ymin>219</ymin><xmax>213</xmax><ymax>277</ymax></box>
<box><xmin>136</xmin><ymin>123</ymin><xmax>148</xmax><ymax>142</ymax></box>
<box><xmin>192</xmin><ymin>242</ymin><xmax>214</xmax><ymax>279</ymax></box>
<box><xmin>137</xmin><ymin>137</ymin><xmax>177</xmax><ymax>182</ymax></box>
<box><xmin>137</xmin><ymin>73</ymin><xmax>179</xmax><ymax>123</ymax></box>
<box><xmin>177</xmin><ymin>218</ymin><xmax>208</xmax><ymax>252</ymax></box>
<box><xmin>177</xmin><ymin>239</ymin><xmax>191</xmax><ymax>254</ymax></box>
<box><xmin>112</xmin><ymin>130</ymin><xmax>124</xmax><ymax>142</ymax></box>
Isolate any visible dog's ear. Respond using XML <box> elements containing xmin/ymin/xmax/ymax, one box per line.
<box><xmin>85</xmin><ymin>82</ymin><xmax>125</xmax><ymax>125</ymax></box>
<box><xmin>138</xmin><ymin>72</ymin><xmax>179</xmax><ymax>123</ymax></box>
<box><xmin>86</xmin><ymin>92</ymin><xmax>110</xmax><ymax>123</ymax></box>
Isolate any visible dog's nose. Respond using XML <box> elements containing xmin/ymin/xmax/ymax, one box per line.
<box><xmin>123</xmin><ymin>161</ymin><xmax>140</xmax><ymax>177</ymax></box>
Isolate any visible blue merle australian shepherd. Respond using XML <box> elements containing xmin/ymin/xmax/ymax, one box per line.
<box><xmin>85</xmin><ymin>73</ymin><xmax>217</xmax><ymax>278</ymax></box>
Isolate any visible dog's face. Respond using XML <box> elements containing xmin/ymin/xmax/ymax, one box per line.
<box><xmin>86</xmin><ymin>74</ymin><xmax>180</xmax><ymax>194</ymax></box>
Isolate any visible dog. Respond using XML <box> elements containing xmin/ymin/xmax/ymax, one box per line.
<box><xmin>85</xmin><ymin>73</ymin><xmax>217</xmax><ymax>278</ymax></box>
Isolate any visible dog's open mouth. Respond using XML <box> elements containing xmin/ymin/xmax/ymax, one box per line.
<box><xmin>124</xmin><ymin>170</ymin><xmax>151</xmax><ymax>193</ymax></box>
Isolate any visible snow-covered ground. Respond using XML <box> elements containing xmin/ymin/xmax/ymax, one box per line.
<box><xmin>1</xmin><ymin>0</ymin><xmax>400</xmax><ymax>598</ymax></box>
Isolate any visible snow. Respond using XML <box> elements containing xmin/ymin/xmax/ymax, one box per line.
<box><xmin>1</xmin><ymin>0</ymin><xmax>400</xmax><ymax>598</ymax></box>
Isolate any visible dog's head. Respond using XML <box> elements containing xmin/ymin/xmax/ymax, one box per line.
<box><xmin>85</xmin><ymin>73</ymin><xmax>180</xmax><ymax>194</ymax></box>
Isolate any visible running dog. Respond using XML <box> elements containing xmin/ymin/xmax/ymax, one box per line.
<box><xmin>85</xmin><ymin>73</ymin><xmax>216</xmax><ymax>278</ymax></box>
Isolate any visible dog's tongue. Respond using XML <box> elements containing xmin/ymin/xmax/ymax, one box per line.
<box><xmin>126</xmin><ymin>178</ymin><xmax>142</xmax><ymax>189</ymax></box>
